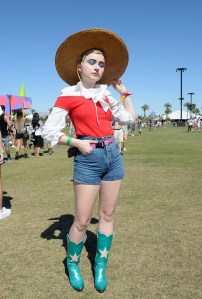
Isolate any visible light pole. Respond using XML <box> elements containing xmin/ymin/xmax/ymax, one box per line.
<box><xmin>187</xmin><ymin>92</ymin><xmax>195</xmax><ymax>118</ymax></box>
<box><xmin>176</xmin><ymin>67</ymin><xmax>187</xmax><ymax>121</ymax></box>
<box><xmin>187</xmin><ymin>92</ymin><xmax>195</xmax><ymax>104</ymax></box>
<box><xmin>178</xmin><ymin>97</ymin><xmax>184</xmax><ymax>120</ymax></box>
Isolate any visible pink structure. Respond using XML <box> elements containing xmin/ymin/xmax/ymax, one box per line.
<box><xmin>0</xmin><ymin>95</ymin><xmax>32</xmax><ymax>115</ymax></box>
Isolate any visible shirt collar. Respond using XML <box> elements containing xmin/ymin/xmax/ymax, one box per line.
<box><xmin>61</xmin><ymin>82</ymin><xmax>109</xmax><ymax>112</ymax></box>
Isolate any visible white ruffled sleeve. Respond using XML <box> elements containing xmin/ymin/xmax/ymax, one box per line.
<box><xmin>106</xmin><ymin>90</ymin><xmax>134</xmax><ymax>124</ymax></box>
<box><xmin>41</xmin><ymin>107</ymin><xmax>68</xmax><ymax>147</ymax></box>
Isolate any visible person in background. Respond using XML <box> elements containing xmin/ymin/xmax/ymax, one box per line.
<box><xmin>122</xmin><ymin>124</ymin><xmax>129</xmax><ymax>151</ymax></box>
<box><xmin>196</xmin><ymin>117</ymin><xmax>201</xmax><ymax>132</ymax></box>
<box><xmin>138</xmin><ymin>120</ymin><xmax>142</xmax><ymax>136</ymax></box>
<box><xmin>9</xmin><ymin>123</ymin><xmax>16</xmax><ymax>147</ymax></box>
<box><xmin>0</xmin><ymin>105</ymin><xmax>12</xmax><ymax>161</ymax></box>
<box><xmin>47</xmin><ymin>143</ymin><xmax>53</xmax><ymax>155</ymax></box>
<box><xmin>112</xmin><ymin>121</ymin><xmax>124</xmax><ymax>154</ymax></box>
<box><xmin>154</xmin><ymin>120</ymin><xmax>158</xmax><ymax>131</ymax></box>
<box><xmin>42</xmin><ymin>28</ymin><xmax>135</xmax><ymax>293</ymax></box>
<box><xmin>0</xmin><ymin>131</ymin><xmax>11</xmax><ymax>219</ymax></box>
<box><xmin>193</xmin><ymin>117</ymin><xmax>199</xmax><ymax>132</ymax></box>
<box><xmin>14</xmin><ymin>109</ymin><xmax>28</xmax><ymax>159</ymax></box>
<box><xmin>130</xmin><ymin>123</ymin><xmax>135</xmax><ymax>136</ymax></box>
<box><xmin>69</xmin><ymin>121</ymin><xmax>77</xmax><ymax>138</ymax></box>
<box><xmin>148</xmin><ymin>120</ymin><xmax>152</xmax><ymax>131</ymax></box>
<box><xmin>187</xmin><ymin>118</ymin><xmax>193</xmax><ymax>132</ymax></box>
<box><xmin>31</xmin><ymin>112</ymin><xmax>44</xmax><ymax>157</ymax></box>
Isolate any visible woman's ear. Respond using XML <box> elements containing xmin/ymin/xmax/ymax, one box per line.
<box><xmin>77</xmin><ymin>66</ymin><xmax>82</xmax><ymax>81</ymax></box>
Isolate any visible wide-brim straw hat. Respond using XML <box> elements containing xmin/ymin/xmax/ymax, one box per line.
<box><xmin>55</xmin><ymin>28</ymin><xmax>129</xmax><ymax>86</ymax></box>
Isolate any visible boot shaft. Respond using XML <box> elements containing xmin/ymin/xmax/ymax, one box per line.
<box><xmin>95</xmin><ymin>230</ymin><xmax>113</xmax><ymax>266</ymax></box>
<box><xmin>67</xmin><ymin>234</ymin><xmax>86</xmax><ymax>264</ymax></box>
<box><xmin>94</xmin><ymin>230</ymin><xmax>114</xmax><ymax>292</ymax></box>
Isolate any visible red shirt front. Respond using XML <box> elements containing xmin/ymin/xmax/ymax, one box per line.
<box><xmin>54</xmin><ymin>96</ymin><xmax>114</xmax><ymax>137</ymax></box>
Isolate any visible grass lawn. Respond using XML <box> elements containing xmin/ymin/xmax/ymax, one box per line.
<box><xmin>0</xmin><ymin>125</ymin><xmax>201</xmax><ymax>299</ymax></box>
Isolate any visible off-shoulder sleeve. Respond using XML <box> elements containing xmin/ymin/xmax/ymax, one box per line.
<box><xmin>106</xmin><ymin>90</ymin><xmax>134</xmax><ymax>125</ymax></box>
<box><xmin>41</xmin><ymin>107</ymin><xmax>68</xmax><ymax>147</ymax></box>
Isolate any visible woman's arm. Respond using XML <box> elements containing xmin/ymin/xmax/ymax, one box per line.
<box><xmin>111</xmin><ymin>79</ymin><xmax>135</xmax><ymax>121</ymax></box>
<box><xmin>0</xmin><ymin>131</ymin><xmax>4</xmax><ymax>164</ymax></box>
<box><xmin>41</xmin><ymin>107</ymin><xmax>68</xmax><ymax>146</ymax></box>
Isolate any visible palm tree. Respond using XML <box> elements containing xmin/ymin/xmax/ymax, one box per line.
<box><xmin>184</xmin><ymin>103</ymin><xmax>196</xmax><ymax>118</ymax></box>
<box><xmin>164</xmin><ymin>102</ymin><xmax>172</xmax><ymax>119</ymax></box>
<box><xmin>192</xmin><ymin>107</ymin><xmax>200</xmax><ymax>117</ymax></box>
<box><xmin>184</xmin><ymin>102</ymin><xmax>190</xmax><ymax>118</ymax></box>
<box><xmin>141</xmin><ymin>104</ymin><xmax>149</xmax><ymax>118</ymax></box>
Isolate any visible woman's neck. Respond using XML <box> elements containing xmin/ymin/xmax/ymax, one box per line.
<box><xmin>81</xmin><ymin>79</ymin><xmax>96</xmax><ymax>89</ymax></box>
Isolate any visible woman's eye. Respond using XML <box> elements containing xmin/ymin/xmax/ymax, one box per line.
<box><xmin>87</xmin><ymin>59</ymin><xmax>105</xmax><ymax>68</ymax></box>
<box><xmin>87</xmin><ymin>59</ymin><xmax>96</xmax><ymax>65</ymax></box>
<box><xmin>99</xmin><ymin>62</ymin><xmax>105</xmax><ymax>68</ymax></box>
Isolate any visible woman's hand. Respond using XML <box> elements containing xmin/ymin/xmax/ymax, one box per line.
<box><xmin>59</xmin><ymin>135</ymin><xmax>98</xmax><ymax>155</ymax></box>
<box><xmin>0</xmin><ymin>153</ymin><xmax>4</xmax><ymax>165</ymax></box>
<box><xmin>111</xmin><ymin>79</ymin><xmax>127</xmax><ymax>95</ymax></box>
<box><xmin>74</xmin><ymin>139</ymin><xmax>98</xmax><ymax>155</ymax></box>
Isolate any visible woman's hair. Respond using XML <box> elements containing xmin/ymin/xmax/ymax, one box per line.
<box><xmin>15</xmin><ymin>110</ymin><xmax>25</xmax><ymax>133</ymax></box>
<box><xmin>32</xmin><ymin>112</ymin><xmax>40</xmax><ymax>129</ymax></box>
<box><xmin>0</xmin><ymin>105</ymin><xmax>5</xmax><ymax>112</ymax></box>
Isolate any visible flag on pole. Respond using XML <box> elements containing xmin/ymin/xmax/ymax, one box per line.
<box><xmin>19</xmin><ymin>82</ymin><xmax>26</xmax><ymax>97</ymax></box>
<box><xmin>18</xmin><ymin>82</ymin><xmax>26</xmax><ymax>114</ymax></box>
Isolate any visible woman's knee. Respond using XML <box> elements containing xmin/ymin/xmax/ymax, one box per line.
<box><xmin>74</xmin><ymin>217</ymin><xmax>91</xmax><ymax>232</ymax></box>
<box><xmin>99</xmin><ymin>209</ymin><xmax>114</xmax><ymax>223</ymax></box>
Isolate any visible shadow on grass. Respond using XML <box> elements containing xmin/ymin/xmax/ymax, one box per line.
<box><xmin>3</xmin><ymin>191</ymin><xmax>13</xmax><ymax>209</ymax></box>
<box><xmin>41</xmin><ymin>214</ymin><xmax>98</xmax><ymax>280</ymax></box>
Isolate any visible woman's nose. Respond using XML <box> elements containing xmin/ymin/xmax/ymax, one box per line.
<box><xmin>94</xmin><ymin>65</ymin><xmax>99</xmax><ymax>71</ymax></box>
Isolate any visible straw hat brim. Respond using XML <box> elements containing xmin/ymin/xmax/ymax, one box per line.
<box><xmin>55</xmin><ymin>28</ymin><xmax>129</xmax><ymax>86</ymax></box>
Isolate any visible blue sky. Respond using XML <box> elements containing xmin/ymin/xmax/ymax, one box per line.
<box><xmin>0</xmin><ymin>0</ymin><xmax>202</xmax><ymax>116</ymax></box>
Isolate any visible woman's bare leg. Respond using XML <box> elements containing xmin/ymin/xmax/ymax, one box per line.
<box><xmin>0</xmin><ymin>168</ymin><xmax>2</xmax><ymax>209</ymax></box>
<box><xmin>98</xmin><ymin>180</ymin><xmax>122</xmax><ymax>235</ymax></box>
<box><xmin>69</xmin><ymin>184</ymin><xmax>100</xmax><ymax>243</ymax></box>
<box><xmin>15</xmin><ymin>138</ymin><xmax>22</xmax><ymax>152</ymax></box>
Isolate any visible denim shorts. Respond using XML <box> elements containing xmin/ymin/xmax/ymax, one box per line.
<box><xmin>2</xmin><ymin>136</ymin><xmax>11</xmax><ymax>147</ymax></box>
<box><xmin>73</xmin><ymin>135</ymin><xmax>125</xmax><ymax>185</ymax></box>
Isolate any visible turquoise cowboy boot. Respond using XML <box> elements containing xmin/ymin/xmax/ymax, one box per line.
<box><xmin>94</xmin><ymin>230</ymin><xmax>113</xmax><ymax>292</ymax></box>
<box><xmin>67</xmin><ymin>234</ymin><xmax>86</xmax><ymax>292</ymax></box>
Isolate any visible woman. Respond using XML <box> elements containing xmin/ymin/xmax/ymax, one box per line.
<box><xmin>31</xmin><ymin>113</ymin><xmax>44</xmax><ymax>157</ymax></box>
<box><xmin>42</xmin><ymin>28</ymin><xmax>135</xmax><ymax>292</ymax></box>
<box><xmin>0</xmin><ymin>131</ymin><xmax>11</xmax><ymax>219</ymax></box>
<box><xmin>122</xmin><ymin>124</ymin><xmax>129</xmax><ymax>151</ymax></box>
<box><xmin>14</xmin><ymin>110</ymin><xmax>28</xmax><ymax>160</ymax></box>
<box><xmin>138</xmin><ymin>120</ymin><xmax>142</xmax><ymax>135</ymax></box>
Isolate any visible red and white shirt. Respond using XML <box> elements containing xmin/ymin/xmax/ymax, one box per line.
<box><xmin>42</xmin><ymin>82</ymin><xmax>133</xmax><ymax>146</ymax></box>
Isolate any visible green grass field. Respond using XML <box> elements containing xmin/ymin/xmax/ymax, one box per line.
<box><xmin>0</xmin><ymin>125</ymin><xmax>201</xmax><ymax>299</ymax></box>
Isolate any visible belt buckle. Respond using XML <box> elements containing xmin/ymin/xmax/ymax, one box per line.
<box><xmin>96</xmin><ymin>141</ymin><xmax>104</xmax><ymax>148</ymax></box>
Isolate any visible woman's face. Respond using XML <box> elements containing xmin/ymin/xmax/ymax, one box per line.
<box><xmin>78</xmin><ymin>52</ymin><xmax>105</xmax><ymax>84</ymax></box>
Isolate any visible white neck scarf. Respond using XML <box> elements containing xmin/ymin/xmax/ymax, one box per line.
<box><xmin>60</xmin><ymin>82</ymin><xmax>110</xmax><ymax>112</ymax></box>
<box><xmin>78</xmin><ymin>82</ymin><xmax>109</xmax><ymax>112</ymax></box>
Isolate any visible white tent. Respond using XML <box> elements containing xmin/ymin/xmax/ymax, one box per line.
<box><xmin>162</xmin><ymin>110</ymin><xmax>201</xmax><ymax>120</ymax></box>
